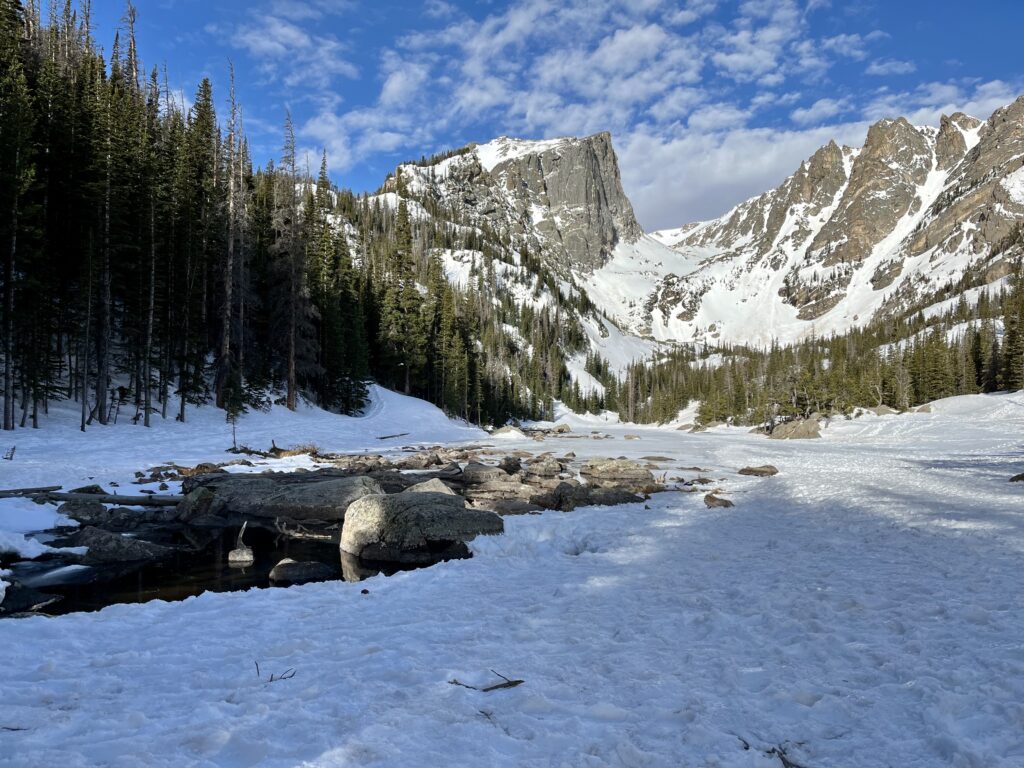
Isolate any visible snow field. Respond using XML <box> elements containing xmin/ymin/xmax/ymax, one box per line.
<box><xmin>0</xmin><ymin>392</ymin><xmax>1022</xmax><ymax>765</ymax></box>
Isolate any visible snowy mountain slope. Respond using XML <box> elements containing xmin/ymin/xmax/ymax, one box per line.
<box><xmin>646</xmin><ymin>99</ymin><xmax>1024</xmax><ymax>345</ymax></box>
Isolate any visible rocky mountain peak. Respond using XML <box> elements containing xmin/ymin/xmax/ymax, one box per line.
<box><xmin>390</xmin><ymin>131</ymin><xmax>642</xmax><ymax>274</ymax></box>
<box><xmin>635</xmin><ymin>96</ymin><xmax>1023</xmax><ymax>347</ymax></box>
<box><xmin>936</xmin><ymin>112</ymin><xmax>982</xmax><ymax>170</ymax></box>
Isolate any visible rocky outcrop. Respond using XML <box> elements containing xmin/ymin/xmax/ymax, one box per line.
<box><xmin>769</xmin><ymin>419</ymin><xmax>821</xmax><ymax>439</ymax></box>
<box><xmin>391</xmin><ymin>132</ymin><xmax>642</xmax><ymax>276</ymax></box>
<box><xmin>643</xmin><ymin>96</ymin><xmax>1024</xmax><ymax>346</ymax></box>
<box><xmin>177</xmin><ymin>474</ymin><xmax>383</xmax><ymax>524</ymax></box>
<box><xmin>340</xmin><ymin>491</ymin><xmax>504</xmax><ymax>563</ymax></box>
<box><xmin>580</xmin><ymin>458</ymin><xmax>655</xmax><ymax>491</ymax></box>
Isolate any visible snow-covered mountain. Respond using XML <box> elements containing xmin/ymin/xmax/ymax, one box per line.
<box><xmin>377</xmin><ymin>96</ymin><xmax>1024</xmax><ymax>359</ymax></box>
<box><xmin>644</xmin><ymin>98</ymin><xmax>1024</xmax><ymax>345</ymax></box>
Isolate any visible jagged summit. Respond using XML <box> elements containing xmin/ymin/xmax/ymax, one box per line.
<box><xmin>637</xmin><ymin>99</ymin><xmax>1023</xmax><ymax>345</ymax></box>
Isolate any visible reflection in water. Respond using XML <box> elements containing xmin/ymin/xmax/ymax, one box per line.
<box><xmin>9</xmin><ymin>524</ymin><xmax>472</xmax><ymax>616</ymax></box>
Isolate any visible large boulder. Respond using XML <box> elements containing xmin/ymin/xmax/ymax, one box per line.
<box><xmin>177</xmin><ymin>475</ymin><xmax>384</xmax><ymax>524</ymax></box>
<box><xmin>580</xmin><ymin>458</ymin><xmax>656</xmax><ymax>491</ymax></box>
<box><xmin>769</xmin><ymin>419</ymin><xmax>821</xmax><ymax>439</ymax></box>
<box><xmin>341</xmin><ymin>491</ymin><xmax>503</xmax><ymax>563</ymax></box>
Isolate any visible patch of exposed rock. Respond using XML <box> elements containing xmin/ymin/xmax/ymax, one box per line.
<box><xmin>769</xmin><ymin>419</ymin><xmax>821</xmax><ymax>439</ymax></box>
<box><xmin>738</xmin><ymin>465</ymin><xmax>779</xmax><ymax>477</ymax></box>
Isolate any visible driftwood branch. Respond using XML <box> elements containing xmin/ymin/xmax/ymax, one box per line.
<box><xmin>37</xmin><ymin>492</ymin><xmax>183</xmax><ymax>507</ymax></box>
<box><xmin>0</xmin><ymin>485</ymin><xmax>62</xmax><ymax>498</ymax></box>
<box><xmin>376</xmin><ymin>432</ymin><xmax>409</xmax><ymax>440</ymax></box>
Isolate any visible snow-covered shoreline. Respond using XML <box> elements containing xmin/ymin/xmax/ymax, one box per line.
<box><xmin>1</xmin><ymin>391</ymin><xmax>1023</xmax><ymax>766</ymax></box>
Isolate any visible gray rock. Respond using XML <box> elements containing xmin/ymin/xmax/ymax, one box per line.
<box><xmin>769</xmin><ymin>419</ymin><xmax>821</xmax><ymax>439</ymax></box>
<box><xmin>586</xmin><ymin>487</ymin><xmax>642</xmax><ymax>507</ymax></box>
<box><xmin>738</xmin><ymin>465</ymin><xmax>779</xmax><ymax>477</ymax></box>
<box><xmin>268</xmin><ymin>558</ymin><xmax>335</xmax><ymax>584</ymax></box>
<box><xmin>341</xmin><ymin>491</ymin><xmax>503</xmax><ymax>562</ymax></box>
<box><xmin>461</xmin><ymin>462</ymin><xmax>507</xmax><ymax>485</ymax></box>
<box><xmin>1010</xmin><ymin>473</ymin><xmax>1024</xmax><ymax>483</ymax></box>
<box><xmin>57</xmin><ymin>500</ymin><xmax>110</xmax><ymax>525</ymax></box>
<box><xmin>405</xmin><ymin>478</ymin><xmax>458</xmax><ymax>495</ymax></box>
<box><xmin>400</xmin><ymin>452</ymin><xmax>441</xmax><ymax>470</ymax></box>
<box><xmin>580</xmin><ymin>458</ymin><xmax>655</xmax><ymax>491</ymax></box>
<box><xmin>497</xmin><ymin>456</ymin><xmax>522</xmax><ymax>474</ymax></box>
<box><xmin>64</xmin><ymin>526</ymin><xmax>174</xmax><ymax>564</ymax></box>
<box><xmin>523</xmin><ymin>456</ymin><xmax>564</xmax><ymax>479</ymax></box>
<box><xmin>704</xmin><ymin>494</ymin><xmax>735</xmax><ymax>509</ymax></box>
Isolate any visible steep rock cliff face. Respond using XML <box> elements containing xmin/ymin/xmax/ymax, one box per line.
<box><xmin>386</xmin><ymin>132</ymin><xmax>642</xmax><ymax>274</ymax></box>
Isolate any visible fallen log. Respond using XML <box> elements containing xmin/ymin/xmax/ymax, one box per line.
<box><xmin>0</xmin><ymin>485</ymin><xmax>62</xmax><ymax>498</ymax></box>
<box><xmin>36</xmin><ymin>492</ymin><xmax>184</xmax><ymax>507</ymax></box>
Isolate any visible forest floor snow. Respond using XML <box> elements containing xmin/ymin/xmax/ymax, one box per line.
<box><xmin>1</xmin><ymin>390</ymin><xmax>1023</xmax><ymax>766</ymax></box>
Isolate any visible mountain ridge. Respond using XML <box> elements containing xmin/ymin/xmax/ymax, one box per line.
<box><xmin>383</xmin><ymin>95</ymin><xmax>1022</xmax><ymax>356</ymax></box>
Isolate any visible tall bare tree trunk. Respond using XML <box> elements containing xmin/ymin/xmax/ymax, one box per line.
<box><xmin>96</xmin><ymin>114</ymin><xmax>112</xmax><ymax>425</ymax></box>
<box><xmin>81</xmin><ymin>235</ymin><xmax>92</xmax><ymax>432</ymax></box>
<box><xmin>216</xmin><ymin>69</ymin><xmax>238</xmax><ymax>409</ymax></box>
<box><xmin>3</xmin><ymin>151</ymin><xmax>18</xmax><ymax>431</ymax></box>
<box><xmin>144</xmin><ymin>194</ymin><xmax>155</xmax><ymax>426</ymax></box>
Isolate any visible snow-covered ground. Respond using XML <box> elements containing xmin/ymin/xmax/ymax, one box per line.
<box><xmin>0</xmin><ymin>385</ymin><xmax>483</xmax><ymax>560</ymax></box>
<box><xmin>1</xmin><ymin>391</ymin><xmax>1023</xmax><ymax>766</ymax></box>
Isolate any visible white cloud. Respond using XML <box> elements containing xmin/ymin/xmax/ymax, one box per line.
<box><xmin>221</xmin><ymin>0</ymin><xmax>1023</xmax><ymax>237</ymax></box>
<box><xmin>865</xmin><ymin>59</ymin><xmax>917</xmax><ymax>76</ymax></box>
<box><xmin>227</xmin><ymin>14</ymin><xmax>358</xmax><ymax>90</ymax></box>
<box><xmin>791</xmin><ymin>96</ymin><xmax>849</xmax><ymax>125</ymax></box>
<box><xmin>619</xmin><ymin>120</ymin><xmax>871</xmax><ymax>229</ymax></box>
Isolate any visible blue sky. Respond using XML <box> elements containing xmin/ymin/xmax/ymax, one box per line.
<box><xmin>90</xmin><ymin>0</ymin><xmax>1024</xmax><ymax>230</ymax></box>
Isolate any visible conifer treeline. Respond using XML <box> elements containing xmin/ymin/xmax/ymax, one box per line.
<box><xmin>609</xmin><ymin>273</ymin><xmax>1024</xmax><ymax>426</ymax></box>
<box><xmin>0</xmin><ymin>0</ymin><xmax>575</xmax><ymax>431</ymax></box>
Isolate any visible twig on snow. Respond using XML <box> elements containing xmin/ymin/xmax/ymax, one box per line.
<box><xmin>448</xmin><ymin>670</ymin><xmax>524</xmax><ymax>692</ymax></box>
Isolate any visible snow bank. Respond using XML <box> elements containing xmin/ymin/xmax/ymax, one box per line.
<box><xmin>0</xmin><ymin>385</ymin><xmax>484</xmax><ymax>558</ymax></box>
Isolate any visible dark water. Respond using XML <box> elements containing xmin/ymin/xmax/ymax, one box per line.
<box><xmin>9</xmin><ymin>525</ymin><xmax>437</xmax><ymax>617</ymax></box>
